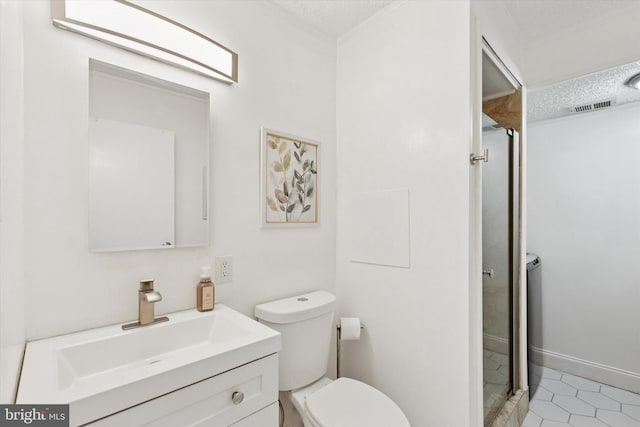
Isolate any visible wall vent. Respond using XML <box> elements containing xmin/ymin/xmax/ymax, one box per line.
<box><xmin>569</xmin><ymin>99</ymin><xmax>616</xmax><ymax>114</ymax></box>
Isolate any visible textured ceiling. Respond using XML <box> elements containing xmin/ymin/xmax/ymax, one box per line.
<box><xmin>528</xmin><ymin>61</ymin><xmax>640</xmax><ymax>123</ymax></box>
<box><xmin>481</xmin><ymin>1</ymin><xmax>640</xmax><ymax>123</ymax></box>
<box><xmin>269</xmin><ymin>0</ymin><xmax>395</xmax><ymax>38</ymax></box>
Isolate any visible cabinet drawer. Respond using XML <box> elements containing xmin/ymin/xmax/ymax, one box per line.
<box><xmin>87</xmin><ymin>354</ymin><xmax>278</xmax><ymax>427</ymax></box>
<box><xmin>229</xmin><ymin>402</ymin><xmax>278</xmax><ymax>427</ymax></box>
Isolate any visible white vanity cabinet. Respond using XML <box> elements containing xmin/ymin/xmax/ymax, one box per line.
<box><xmin>87</xmin><ymin>354</ymin><xmax>278</xmax><ymax>427</ymax></box>
<box><xmin>19</xmin><ymin>306</ymin><xmax>281</xmax><ymax>426</ymax></box>
<box><xmin>229</xmin><ymin>403</ymin><xmax>278</xmax><ymax>426</ymax></box>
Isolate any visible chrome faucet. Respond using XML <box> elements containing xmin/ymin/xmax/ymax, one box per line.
<box><xmin>122</xmin><ymin>279</ymin><xmax>169</xmax><ymax>330</ymax></box>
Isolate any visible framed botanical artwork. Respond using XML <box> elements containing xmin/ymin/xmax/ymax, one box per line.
<box><xmin>261</xmin><ymin>128</ymin><xmax>319</xmax><ymax>226</ymax></box>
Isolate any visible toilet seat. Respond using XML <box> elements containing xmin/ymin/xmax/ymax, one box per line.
<box><xmin>304</xmin><ymin>377</ymin><xmax>410</xmax><ymax>427</ymax></box>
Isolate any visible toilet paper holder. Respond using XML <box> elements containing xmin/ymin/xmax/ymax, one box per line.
<box><xmin>336</xmin><ymin>320</ymin><xmax>365</xmax><ymax>378</ymax></box>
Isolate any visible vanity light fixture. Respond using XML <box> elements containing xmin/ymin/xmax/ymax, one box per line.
<box><xmin>51</xmin><ymin>0</ymin><xmax>238</xmax><ymax>84</ymax></box>
<box><xmin>626</xmin><ymin>72</ymin><xmax>640</xmax><ymax>90</ymax></box>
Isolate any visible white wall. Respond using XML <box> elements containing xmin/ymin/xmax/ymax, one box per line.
<box><xmin>336</xmin><ymin>2</ymin><xmax>472</xmax><ymax>426</ymax></box>
<box><xmin>527</xmin><ymin>103</ymin><xmax>640</xmax><ymax>391</ymax></box>
<box><xmin>0</xmin><ymin>0</ymin><xmax>26</xmax><ymax>404</ymax></box>
<box><xmin>18</xmin><ymin>0</ymin><xmax>336</xmax><ymax>343</ymax></box>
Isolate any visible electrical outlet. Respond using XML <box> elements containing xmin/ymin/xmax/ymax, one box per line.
<box><xmin>215</xmin><ymin>256</ymin><xmax>233</xmax><ymax>284</ymax></box>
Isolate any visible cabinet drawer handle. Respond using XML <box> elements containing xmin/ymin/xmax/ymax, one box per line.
<box><xmin>232</xmin><ymin>391</ymin><xmax>244</xmax><ymax>405</ymax></box>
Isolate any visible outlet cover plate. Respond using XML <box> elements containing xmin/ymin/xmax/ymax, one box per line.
<box><xmin>215</xmin><ymin>256</ymin><xmax>232</xmax><ymax>284</ymax></box>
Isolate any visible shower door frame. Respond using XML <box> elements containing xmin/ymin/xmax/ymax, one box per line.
<box><xmin>507</xmin><ymin>128</ymin><xmax>521</xmax><ymax>395</ymax></box>
<box><xmin>481</xmin><ymin>126</ymin><xmax>522</xmax><ymax>427</ymax></box>
<box><xmin>477</xmin><ymin>37</ymin><xmax>526</xmax><ymax>427</ymax></box>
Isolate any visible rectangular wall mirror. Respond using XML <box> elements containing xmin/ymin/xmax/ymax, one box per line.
<box><xmin>89</xmin><ymin>59</ymin><xmax>210</xmax><ymax>252</ymax></box>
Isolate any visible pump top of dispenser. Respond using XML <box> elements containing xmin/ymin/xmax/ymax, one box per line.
<box><xmin>200</xmin><ymin>266</ymin><xmax>212</xmax><ymax>280</ymax></box>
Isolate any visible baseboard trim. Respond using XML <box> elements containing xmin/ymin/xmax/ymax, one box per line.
<box><xmin>528</xmin><ymin>345</ymin><xmax>640</xmax><ymax>394</ymax></box>
<box><xmin>484</xmin><ymin>333</ymin><xmax>509</xmax><ymax>355</ymax></box>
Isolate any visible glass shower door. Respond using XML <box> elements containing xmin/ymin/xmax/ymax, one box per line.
<box><xmin>482</xmin><ymin>124</ymin><xmax>518</xmax><ymax>425</ymax></box>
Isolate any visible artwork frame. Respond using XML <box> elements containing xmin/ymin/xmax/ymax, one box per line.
<box><xmin>260</xmin><ymin>128</ymin><xmax>319</xmax><ymax>227</ymax></box>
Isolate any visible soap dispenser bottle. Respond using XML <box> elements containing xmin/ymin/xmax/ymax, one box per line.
<box><xmin>197</xmin><ymin>266</ymin><xmax>214</xmax><ymax>312</ymax></box>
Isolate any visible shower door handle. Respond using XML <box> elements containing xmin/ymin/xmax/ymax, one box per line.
<box><xmin>470</xmin><ymin>148</ymin><xmax>489</xmax><ymax>165</ymax></box>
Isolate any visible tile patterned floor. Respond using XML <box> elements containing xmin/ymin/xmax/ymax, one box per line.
<box><xmin>522</xmin><ymin>364</ymin><xmax>640</xmax><ymax>427</ymax></box>
<box><xmin>484</xmin><ymin>349</ymin><xmax>510</xmax><ymax>417</ymax></box>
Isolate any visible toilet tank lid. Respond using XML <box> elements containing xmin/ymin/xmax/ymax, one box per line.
<box><xmin>255</xmin><ymin>290</ymin><xmax>336</xmax><ymax>324</ymax></box>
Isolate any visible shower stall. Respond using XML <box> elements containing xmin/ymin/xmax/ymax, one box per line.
<box><xmin>481</xmin><ymin>124</ymin><xmax>520</xmax><ymax>425</ymax></box>
<box><xmin>479</xmin><ymin>40</ymin><xmax>525</xmax><ymax>427</ymax></box>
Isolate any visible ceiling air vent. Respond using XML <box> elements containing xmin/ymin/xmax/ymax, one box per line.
<box><xmin>569</xmin><ymin>99</ymin><xmax>616</xmax><ymax>114</ymax></box>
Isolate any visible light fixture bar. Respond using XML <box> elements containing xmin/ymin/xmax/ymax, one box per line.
<box><xmin>627</xmin><ymin>73</ymin><xmax>640</xmax><ymax>90</ymax></box>
<box><xmin>51</xmin><ymin>0</ymin><xmax>238</xmax><ymax>84</ymax></box>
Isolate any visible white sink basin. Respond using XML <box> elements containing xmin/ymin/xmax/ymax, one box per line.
<box><xmin>17</xmin><ymin>305</ymin><xmax>280</xmax><ymax>426</ymax></box>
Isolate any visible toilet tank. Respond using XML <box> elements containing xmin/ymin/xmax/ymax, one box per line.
<box><xmin>255</xmin><ymin>291</ymin><xmax>336</xmax><ymax>391</ymax></box>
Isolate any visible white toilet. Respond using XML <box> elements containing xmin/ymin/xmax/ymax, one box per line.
<box><xmin>255</xmin><ymin>290</ymin><xmax>410</xmax><ymax>427</ymax></box>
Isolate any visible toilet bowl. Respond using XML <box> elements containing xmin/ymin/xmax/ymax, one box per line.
<box><xmin>254</xmin><ymin>290</ymin><xmax>410</xmax><ymax>427</ymax></box>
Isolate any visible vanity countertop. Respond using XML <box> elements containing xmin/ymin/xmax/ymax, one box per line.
<box><xmin>17</xmin><ymin>304</ymin><xmax>281</xmax><ymax>425</ymax></box>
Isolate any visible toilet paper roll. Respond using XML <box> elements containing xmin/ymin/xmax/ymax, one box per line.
<box><xmin>340</xmin><ymin>317</ymin><xmax>361</xmax><ymax>341</ymax></box>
